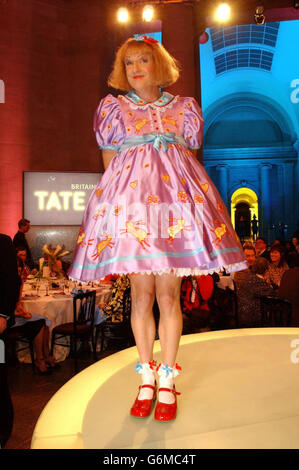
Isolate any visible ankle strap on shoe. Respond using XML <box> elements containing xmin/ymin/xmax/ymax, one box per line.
<box><xmin>139</xmin><ymin>384</ymin><xmax>156</xmax><ymax>391</ymax></box>
<box><xmin>159</xmin><ymin>387</ymin><xmax>181</xmax><ymax>396</ymax></box>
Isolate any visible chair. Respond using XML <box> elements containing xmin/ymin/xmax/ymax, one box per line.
<box><xmin>96</xmin><ymin>285</ymin><xmax>134</xmax><ymax>352</ymax></box>
<box><xmin>4</xmin><ymin>327</ymin><xmax>35</xmax><ymax>371</ymax></box>
<box><xmin>260</xmin><ymin>296</ymin><xmax>292</xmax><ymax>327</ymax></box>
<box><xmin>50</xmin><ymin>290</ymin><xmax>96</xmax><ymax>373</ymax></box>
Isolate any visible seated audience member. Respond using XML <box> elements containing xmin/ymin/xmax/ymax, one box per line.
<box><xmin>271</xmin><ymin>239</ymin><xmax>282</xmax><ymax>248</ymax></box>
<box><xmin>15</xmin><ymin>246</ymin><xmax>37</xmax><ymax>280</ymax></box>
<box><xmin>8</xmin><ymin>267</ymin><xmax>57</xmax><ymax>373</ymax></box>
<box><xmin>286</xmin><ymin>235</ymin><xmax>299</xmax><ymax>267</ymax></box>
<box><xmin>255</xmin><ymin>237</ymin><xmax>270</xmax><ymax>261</ymax></box>
<box><xmin>234</xmin><ymin>257</ymin><xmax>275</xmax><ymax>327</ymax></box>
<box><xmin>278</xmin><ymin>267</ymin><xmax>299</xmax><ymax>326</ymax></box>
<box><xmin>242</xmin><ymin>244</ymin><xmax>256</xmax><ymax>270</ymax></box>
<box><xmin>292</xmin><ymin>234</ymin><xmax>299</xmax><ymax>254</ymax></box>
<box><xmin>0</xmin><ymin>233</ymin><xmax>20</xmax><ymax>448</ymax></box>
<box><xmin>12</xmin><ymin>219</ymin><xmax>35</xmax><ymax>269</ymax></box>
<box><xmin>264</xmin><ymin>245</ymin><xmax>289</xmax><ymax>289</ymax></box>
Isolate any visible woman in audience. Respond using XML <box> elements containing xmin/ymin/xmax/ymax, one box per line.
<box><xmin>264</xmin><ymin>244</ymin><xmax>289</xmax><ymax>289</ymax></box>
<box><xmin>234</xmin><ymin>257</ymin><xmax>275</xmax><ymax>327</ymax></box>
<box><xmin>11</xmin><ymin>262</ymin><xmax>57</xmax><ymax>373</ymax></box>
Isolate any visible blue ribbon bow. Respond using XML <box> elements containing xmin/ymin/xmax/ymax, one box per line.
<box><xmin>119</xmin><ymin>132</ymin><xmax>188</xmax><ymax>153</ymax></box>
<box><xmin>162</xmin><ymin>364</ymin><xmax>173</xmax><ymax>377</ymax></box>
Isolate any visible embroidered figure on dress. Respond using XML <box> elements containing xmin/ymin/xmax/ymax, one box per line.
<box><xmin>135</xmin><ymin>118</ymin><xmax>147</xmax><ymax>132</ymax></box>
<box><xmin>194</xmin><ymin>194</ymin><xmax>204</xmax><ymax>204</ymax></box>
<box><xmin>217</xmin><ymin>202</ymin><xmax>224</xmax><ymax>213</ymax></box>
<box><xmin>113</xmin><ymin>205</ymin><xmax>123</xmax><ymax>216</ymax></box>
<box><xmin>177</xmin><ymin>191</ymin><xmax>189</xmax><ymax>203</ymax></box>
<box><xmin>77</xmin><ymin>229</ymin><xmax>86</xmax><ymax>247</ymax></box>
<box><xmin>162</xmin><ymin>116</ymin><xmax>177</xmax><ymax>127</ymax></box>
<box><xmin>161</xmin><ymin>174</ymin><xmax>170</xmax><ymax>184</ymax></box>
<box><xmin>201</xmin><ymin>183</ymin><xmax>209</xmax><ymax>193</ymax></box>
<box><xmin>130</xmin><ymin>180</ymin><xmax>138</xmax><ymax>189</ymax></box>
<box><xmin>147</xmin><ymin>194</ymin><xmax>160</xmax><ymax>205</ymax></box>
<box><xmin>210</xmin><ymin>220</ymin><xmax>231</xmax><ymax>246</ymax></box>
<box><xmin>120</xmin><ymin>221</ymin><xmax>151</xmax><ymax>249</ymax></box>
<box><xmin>91</xmin><ymin>234</ymin><xmax>115</xmax><ymax>260</ymax></box>
<box><xmin>166</xmin><ymin>218</ymin><xmax>191</xmax><ymax>245</ymax></box>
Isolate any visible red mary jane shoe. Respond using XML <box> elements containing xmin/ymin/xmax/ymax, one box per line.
<box><xmin>130</xmin><ymin>384</ymin><xmax>156</xmax><ymax>418</ymax></box>
<box><xmin>154</xmin><ymin>387</ymin><xmax>181</xmax><ymax>422</ymax></box>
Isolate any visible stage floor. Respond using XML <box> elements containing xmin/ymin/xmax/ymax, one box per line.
<box><xmin>31</xmin><ymin>328</ymin><xmax>299</xmax><ymax>449</ymax></box>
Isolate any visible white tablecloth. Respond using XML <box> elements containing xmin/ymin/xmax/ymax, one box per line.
<box><xmin>19</xmin><ymin>280</ymin><xmax>112</xmax><ymax>362</ymax></box>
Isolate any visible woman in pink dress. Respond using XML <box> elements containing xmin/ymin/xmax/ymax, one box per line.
<box><xmin>69</xmin><ymin>36</ymin><xmax>246</xmax><ymax>421</ymax></box>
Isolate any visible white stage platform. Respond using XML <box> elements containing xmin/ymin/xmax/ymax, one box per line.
<box><xmin>31</xmin><ymin>328</ymin><xmax>299</xmax><ymax>449</ymax></box>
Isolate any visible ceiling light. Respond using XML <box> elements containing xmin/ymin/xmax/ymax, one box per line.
<box><xmin>215</xmin><ymin>3</ymin><xmax>231</xmax><ymax>23</ymax></box>
<box><xmin>117</xmin><ymin>7</ymin><xmax>129</xmax><ymax>23</ymax></box>
<box><xmin>142</xmin><ymin>5</ymin><xmax>154</xmax><ymax>22</ymax></box>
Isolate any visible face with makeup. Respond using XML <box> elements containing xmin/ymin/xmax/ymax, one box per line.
<box><xmin>124</xmin><ymin>47</ymin><xmax>157</xmax><ymax>98</ymax></box>
<box><xmin>270</xmin><ymin>249</ymin><xmax>281</xmax><ymax>265</ymax></box>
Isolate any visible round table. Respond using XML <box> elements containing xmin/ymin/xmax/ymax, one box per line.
<box><xmin>31</xmin><ymin>327</ymin><xmax>299</xmax><ymax>449</ymax></box>
<box><xmin>19</xmin><ymin>280</ymin><xmax>112</xmax><ymax>362</ymax></box>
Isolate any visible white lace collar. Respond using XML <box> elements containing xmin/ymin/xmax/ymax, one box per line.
<box><xmin>120</xmin><ymin>91</ymin><xmax>178</xmax><ymax>110</ymax></box>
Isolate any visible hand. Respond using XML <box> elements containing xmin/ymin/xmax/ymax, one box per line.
<box><xmin>15</xmin><ymin>304</ymin><xmax>32</xmax><ymax>319</ymax></box>
<box><xmin>0</xmin><ymin>317</ymin><xmax>7</xmax><ymax>334</ymax></box>
<box><xmin>22</xmin><ymin>311</ymin><xmax>32</xmax><ymax>319</ymax></box>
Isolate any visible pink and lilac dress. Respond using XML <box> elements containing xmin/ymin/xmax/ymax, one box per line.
<box><xmin>69</xmin><ymin>91</ymin><xmax>246</xmax><ymax>281</ymax></box>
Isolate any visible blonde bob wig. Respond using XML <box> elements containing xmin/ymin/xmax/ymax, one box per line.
<box><xmin>108</xmin><ymin>37</ymin><xmax>180</xmax><ymax>91</ymax></box>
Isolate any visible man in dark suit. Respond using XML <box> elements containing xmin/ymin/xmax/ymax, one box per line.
<box><xmin>13</xmin><ymin>218</ymin><xmax>35</xmax><ymax>270</ymax></box>
<box><xmin>255</xmin><ymin>237</ymin><xmax>271</xmax><ymax>261</ymax></box>
<box><xmin>0</xmin><ymin>233</ymin><xmax>20</xmax><ymax>448</ymax></box>
<box><xmin>234</xmin><ymin>257</ymin><xmax>274</xmax><ymax>327</ymax></box>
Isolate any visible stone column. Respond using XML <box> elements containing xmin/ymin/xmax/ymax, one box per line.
<box><xmin>260</xmin><ymin>163</ymin><xmax>272</xmax><ymax>239</ymax></box>
<box><xmin>282</xmin><ymin>161</ymin><xmax>294</xmax><ymax>237</ymax></box>
<box><xmin>293</xmin><ymin>139</ymin><xmax>299</xmax><ymax>231</ymax></box>
<box><xmin>216</xmin><ymin>164</ymin><xmax>228</xmax><ymax>208</ymax></box>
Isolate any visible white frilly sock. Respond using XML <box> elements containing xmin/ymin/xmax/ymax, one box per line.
<box><xmin>157</xmin><ymin>364</ymin><xmax>180</xmax><ymax>405</ymax></box>
<box><xmin>136</xmin><ymin>362</ymin><xmax>156</xmax><ymax>400</ymax></box>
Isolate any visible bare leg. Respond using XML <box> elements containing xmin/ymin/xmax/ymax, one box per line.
<box><xmin>129</xmin><ymin>273</ymin><xmax>156</xmax><ymax>363</ymax></box>
<box><xmin>155</xmin><ymin>273</ymin><xmax>183</xmax><ymax>368</ymax></box>
<box><xmin>129</xmin><ymin>273</ymin><xmax>156</xmax><ymax>402</ymax></box>
<box><xmin>33</xmin><ymin>325</ymin><xmax>48</xmax><ymax>372</ymax></box>
<box><xmin>42</xmin><ymin>326</ymin><xmax>56</xmax><ymax>366</ymax></box>
<box><xmin>155</xmin><ymin>273</ymin><xmax>183</xmax><ymax>406</ymax></box>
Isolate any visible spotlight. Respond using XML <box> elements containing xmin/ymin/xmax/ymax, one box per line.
<box><xmin>117</xmin><ymin>7</ymin><xmax>129</xmax><ymax>23</ymax></box>
<box><xmin>215</xmin><ymin>3</ymin><xmax>231</xmax><ymax>23</ymax></box>
<box><xmin>254</xmin><ymin>5</ymin><xmax>265</xmax><ymax>25</ymax></box>
<box><xmin>142</xmin><ymin>5</ymin><xmax>154</xmax><ymax>22</ymax></box>
<box><xmin>294</xmin><ymin>0</ymin><xmax>299</xmax><ymax>8</ymax></box>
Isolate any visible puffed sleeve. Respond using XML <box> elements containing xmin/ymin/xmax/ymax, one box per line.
<box><xmin>183</xmin><ymin>97</ymin><xmax>204</xmax><ymax>149</ymax></box>
<box><xmin>93</xmin><ymin>94</ymin><xmax>126</xmax><ymax>151</ymax></box>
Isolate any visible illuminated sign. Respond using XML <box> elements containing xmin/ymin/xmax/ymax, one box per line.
<box><xmin>23</xmin><ymin>172</ymin><xmax>101</xmax><ymax>225</ymax></box>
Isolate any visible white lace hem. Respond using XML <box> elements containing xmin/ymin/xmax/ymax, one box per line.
<box><xmin>69</xmin><ymin>260</ymin><xmax>247</xmax><ymax>282</ymax></box>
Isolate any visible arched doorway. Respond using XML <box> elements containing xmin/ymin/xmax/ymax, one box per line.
<box><xmin>231</xmin><ymin>188</ymin><xmax>259</xmax><ymax>240</ymax></box>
